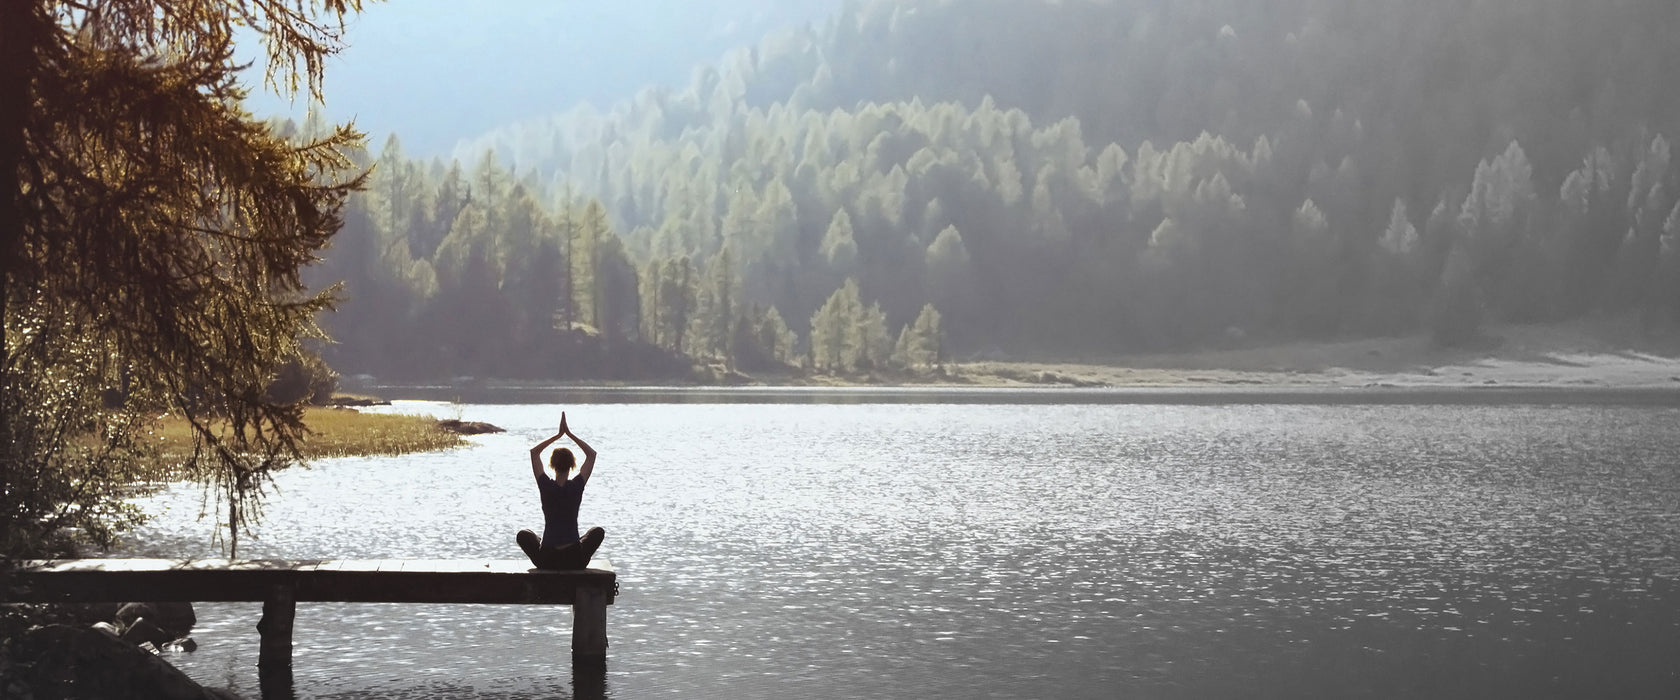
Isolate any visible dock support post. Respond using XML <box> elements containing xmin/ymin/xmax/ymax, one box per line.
<box><xmin>572</xmin><ymin>585</ymin><xmax>608</xmax><ymax>665</ymax></box>
<box><xmin>257</xmin><ymin>583</ymin><xmax>296</xmax><ymax>693</ymax></box>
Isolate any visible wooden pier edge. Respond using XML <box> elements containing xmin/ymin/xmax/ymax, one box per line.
<box><xmin>2</xmin><ymin>558</ymin><xmax>618</xmax><ymax>670</ymax></box>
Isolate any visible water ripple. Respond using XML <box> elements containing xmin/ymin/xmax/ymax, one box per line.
<box><xmin>123</xmin><ymin>403</ymin><xmax>1680</xmax><ymax>698</ymax></box>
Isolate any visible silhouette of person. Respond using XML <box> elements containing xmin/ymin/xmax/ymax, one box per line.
<box><xmin>516</xmin><ymin>412</ymin><xmax>605</xmax><ymax>570</ymax></box>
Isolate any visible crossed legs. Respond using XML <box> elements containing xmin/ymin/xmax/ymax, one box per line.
<box><xmin>517</xmin><ymin>526</ymin><xmax>606</xmax><ymax>570</ymax></box>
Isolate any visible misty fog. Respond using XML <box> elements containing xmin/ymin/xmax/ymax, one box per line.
<box><xmin>273</xmin><ymin>0</ymin><xmax>1680</xmax><ymax>384</ymax></box>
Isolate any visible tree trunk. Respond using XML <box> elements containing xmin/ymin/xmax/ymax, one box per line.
<box><xmin>0</xmin><ymin>1</ymin><xmax>43</xmax><ymax>546</ymax></box>
<box><xmin>0</xmin><ymin>2</ymin><xmax>31</xmax><ymax>275</ymax></box>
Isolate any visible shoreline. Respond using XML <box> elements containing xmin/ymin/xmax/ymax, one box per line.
<box><xmin>360</xmin><ymin>383</ymin><xmax>1680</xmax><ymax>407</ymax></box>
<box><xmin>346</xmin><ymin>323</ymin><xmax>1680</xmax><ymax>404</ymax></box>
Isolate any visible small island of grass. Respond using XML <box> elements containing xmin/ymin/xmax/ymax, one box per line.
<box><xmin>290</xmin><ymin>407</ymin><xmax>468</xmax><ymax>458</ymax></box>
<box><xmin>147</xmin><ymin>406</ymin><xmax>466</xmax><ymax>466</ymax></box>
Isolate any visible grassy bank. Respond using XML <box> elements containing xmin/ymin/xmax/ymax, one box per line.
<box><xmin>291</xmin><ymin>407</ymin><xmax>465</xmax><ymax>457</ymax></box>
<box><xmin>148</xmin><ymin>407</ymin><xmax>464</xmax><ymax>465</ymax></box>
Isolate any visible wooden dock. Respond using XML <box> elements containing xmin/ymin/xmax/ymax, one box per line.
<box><xmin>1</xmin><ymin>558</ymin><xmax>617</xmax><ymax>685</ymax></box>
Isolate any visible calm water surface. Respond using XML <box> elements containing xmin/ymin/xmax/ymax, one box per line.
<box><xmin>121</xmin><ymin>398</ymin><xmax>1680</xmax><ymax>698</ymax></box>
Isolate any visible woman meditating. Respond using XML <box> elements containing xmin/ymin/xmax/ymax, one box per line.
<box><xmin>517</xmin><ymin>412</ymin><xmax>606</xmax><ymax>570</ymax></box>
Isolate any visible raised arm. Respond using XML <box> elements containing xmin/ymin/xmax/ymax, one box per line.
<box><xmin>529</xmin><ymin>413</ymin><xmax>568</xmax><ymax>480</ymax></box>
<box><xmin>566</xmin><ymin>426</ymin><xmax>598</xmax><ymax>484</ymax></box>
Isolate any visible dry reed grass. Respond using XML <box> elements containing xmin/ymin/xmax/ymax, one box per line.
<box><xmin>145</xmin><ymin>407</ymin><xmax>463</xmax><ymax>467</ymax></box>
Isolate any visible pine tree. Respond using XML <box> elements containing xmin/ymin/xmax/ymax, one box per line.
<box><xmin>891</xmin><ymin>303</ymin><xmax>944</xmax><ymax>370</ymax></box>
<box><xmin>721</xmin><ymin>185</ymin><xmax>761</xmax><ymax>256</ymax></box>
<box><xmin>1</xmin><ymin>0</ymin><xmax>366</xmax><ymax>557</ymax></box>
<box><xmin>910</xmin><ymin>303</ymin><xmax>944</xmax><ymax>368</ymax></box>
<box><xmin>371</xmin><ymin>135</ymin><xmax>421</xmax><ymax>253</ymax></box>
<box><xmin>1379</xmin><ymin>199</ymin><xmax>1419</xmax><ymax>256</ymax></box>
<box><xmin>858</xmin><ymin>302</ymin><xmax>891</xmax><ymax>369</ymax></box>
<box><xmin>576</xmin><ymin>199</ymin><xmax>611</xmax><ymax>330</ymax></box>
<box><xmin>425</xmin><ymin>162</ymin><xmax>469</xmax><ymax>259</ymax></box>
<box><xmin>705</xmin><ymin>247</ymin><xmax>738</xmax><ymax>367</ymax></box>
<box><xmin>891</xmin><ymin>324</ymin><xmax>913</xmax><ymax>369</ymax></box>
<box><xmin>595</xmin><ymin>235</ymin><xmax>642</xmax><ymax>346</ymax></box>
<box><xmin>809</xmin><ymin>279</ymin><xmax>864</xmax><ymax>372</ymax></box>
<box><xmin>758</xmin><ymin>306</ymin><xmax>798</xmax><ymax>366</ymax></box>
<box><xmin>821</xmin><ymin>208</ymin><xmax>859</xmax><ymax>269</ymax></box>
<box><xmin>556</xmin><ymin>190</ymin><xmax>578</xmax><ymax>330</ymax></box>
<box><xmin>639</xmin><ymin>259</ymin><xmax>663</xmax><ymax>346</ymax></box>
<box><xmin>925</xmin><ymin>225</ymin><xmax>971</xmax><ymax>284</ymax></box>
<box><xmin>1459</xmin><ymin>140</ymin><xmax>1535</xmax><ymax>243</ymax></box>
<box><xmin>471</xmin><ymin>149</ymin><xmax>510</xmax><ymax>235</ymax></box>
<box><xmin>660</xmin><ymin>257</ymin><xmax>697</xmax><ymax>353</ymax></box>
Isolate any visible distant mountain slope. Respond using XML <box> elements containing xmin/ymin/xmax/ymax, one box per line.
<box><xmin>314</xmin><ymin>0</ymin><xmax>1680</xmax><ymax>379</ymax></box>
<box><xmin>459</xmin><ymin>0</ymin><xmax>1680</xmax><ymax>191</ymax></box>
<box><xmin>244</xmin><ymin>0</ymin><xmax>840</xmax><ymax>155</ymax></box>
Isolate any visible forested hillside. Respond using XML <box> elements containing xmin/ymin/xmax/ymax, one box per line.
<box><xmin>308</xmin><ymin>0</ymin><xmax>1680</xmax><ymax>380</ymax></box>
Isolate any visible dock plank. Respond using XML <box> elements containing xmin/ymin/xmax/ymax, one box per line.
<box><xmin>482</xmin><ymin>560</ymin><xmax>526</xmax><ymax>574</ymax></box>
<box><xmin>399</xmin><ymin>560</ymin><xmax>485</xmax><ymax>573</ymax></box>
<box><xmin>2</xmin><ymin>560</ymin><xmax>614</xmax><ymax>606</ymax></box>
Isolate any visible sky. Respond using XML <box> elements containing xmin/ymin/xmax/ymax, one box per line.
<box><xmin>242</xmin><ymin>0</ymin><xmax>841</xmax><ymax>155</ymax></box>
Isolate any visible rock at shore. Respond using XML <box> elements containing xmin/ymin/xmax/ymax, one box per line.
<box><xmin>324</xmin><ymin>395</ymin><xmax>391</xmax><ymax>407</ymax></box>
<box><xmin>2</xmin><ymin>624</ymin><xmax>239</xmax><ymax>699</ymax></box>
<box><xmin>119</xmin><ymin>616</ymin><xmax>172</xmax><ymax>647</ymax></box>
<box><xmin>438</xmin><ymin>418</ymin><xmax>505</xmax><ymax>435</ymax></box>
<box><xmin>116</xmin><ymin>602</ymin><xmax>197</xmax><ymax>643</ymax></box>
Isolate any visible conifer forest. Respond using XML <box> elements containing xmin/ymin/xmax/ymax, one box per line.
<box><xmin>302</xmin><ymin>0</ymin><xmax>1680</xmax><ymax>381</ymax></box>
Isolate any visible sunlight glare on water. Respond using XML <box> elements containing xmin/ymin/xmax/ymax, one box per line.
<box><xmin>122</xmin><ymin>400</ymin><xmax>1680</xmax><ymax>699</ymax></box>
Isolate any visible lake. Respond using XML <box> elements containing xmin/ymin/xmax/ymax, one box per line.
<box><xmin>120</xmin><ymin>392</ymin><xmax>1680</xmax><ymax>698</ymax></box>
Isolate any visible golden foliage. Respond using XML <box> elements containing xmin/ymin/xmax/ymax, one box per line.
<box><xmin>1</xmin><ymin>1</ymin><xmax>368</xmax><ymax>556</ymax></box>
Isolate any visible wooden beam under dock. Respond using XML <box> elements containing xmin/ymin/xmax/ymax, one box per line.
<box><xmin>1</xmin><ymin>559</ymin><xmax>618</xmax><ymax>666</ymax></box>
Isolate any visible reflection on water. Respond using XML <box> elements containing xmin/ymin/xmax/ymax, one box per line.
<box><xmin>124</xmin><ymin>402</ymin><xmax>1680</xmax><ymax>698</ymax></box>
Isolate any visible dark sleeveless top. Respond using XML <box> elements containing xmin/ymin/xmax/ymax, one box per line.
<box><xmin>536</xmin><ymin>472</ymin><xmax>585</xmax><ymax>546</ymax></box>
